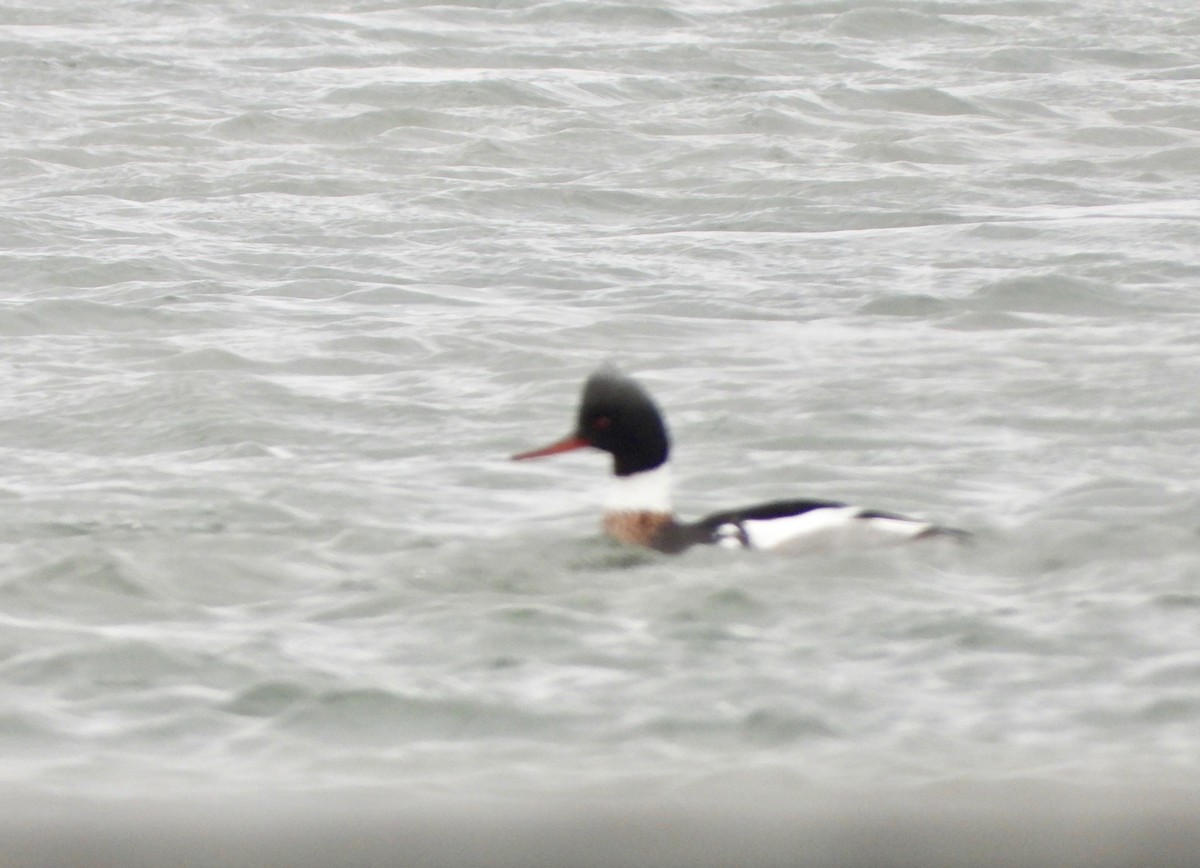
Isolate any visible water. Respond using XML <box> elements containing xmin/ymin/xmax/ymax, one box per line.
<box><xmin>4</xmin><ymin>0</ymin><xmax>1200</xmax><ymax>862</ymax></box>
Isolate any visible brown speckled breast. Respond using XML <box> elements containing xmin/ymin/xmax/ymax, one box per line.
<box><xmin>602</xmin><ymin>511</ymin><xmax>675</xmax><ymax>549</ymax></box>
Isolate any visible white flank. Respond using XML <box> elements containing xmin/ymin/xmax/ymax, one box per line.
<box><xmin>605</xmin><ymin>464</ymin><xmax>672</xmax><ymax>514</ymax></box>
<box><xmin>742</xmin><ymin>507</ymin><xmax>932</xmax><ymax>553</ymax></box>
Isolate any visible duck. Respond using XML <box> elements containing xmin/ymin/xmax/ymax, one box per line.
<box><xmin>511</xmin><ymin>365</ymin><xmax>964</xmax><ymax>553</ymax></box>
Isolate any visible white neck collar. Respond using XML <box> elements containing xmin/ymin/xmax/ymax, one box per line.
<box><xmin>605</xmin><ymin>464</ymin><xmax>672</xmax><ymax>514</ymax></box>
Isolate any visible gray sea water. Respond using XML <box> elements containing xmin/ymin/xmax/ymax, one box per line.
<box><xmin>5</xmin><ymin>0</ymin><xmax>1200</xmax><ymax>863</ymax></box>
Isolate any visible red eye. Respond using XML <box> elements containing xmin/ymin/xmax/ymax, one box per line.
<box><xmin>593</xmin><ymin>416</ymin><xmax>612</xmax><ymax>430</ymax></box>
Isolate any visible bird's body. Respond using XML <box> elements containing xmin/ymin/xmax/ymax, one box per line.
<box><xmin>512</xmin><ymin>366</ymin><xmax>963</xmax><ymax>554</ymax></box>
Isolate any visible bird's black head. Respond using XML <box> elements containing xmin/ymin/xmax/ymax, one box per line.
<box><xmin>511</xmin><ymin>366</ymin><xmax>671</xmax><ymax>477</ymax></box>
<box><xmin>574</xmin><ymin>366</ymin><xmax>670</xmax><ymax>476</ymax></box>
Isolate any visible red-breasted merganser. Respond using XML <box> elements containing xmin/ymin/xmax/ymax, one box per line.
<box><xmin>512</xmin><ymin>365</ymin><xmax>964</xmax><ymax>553</ymax></box>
